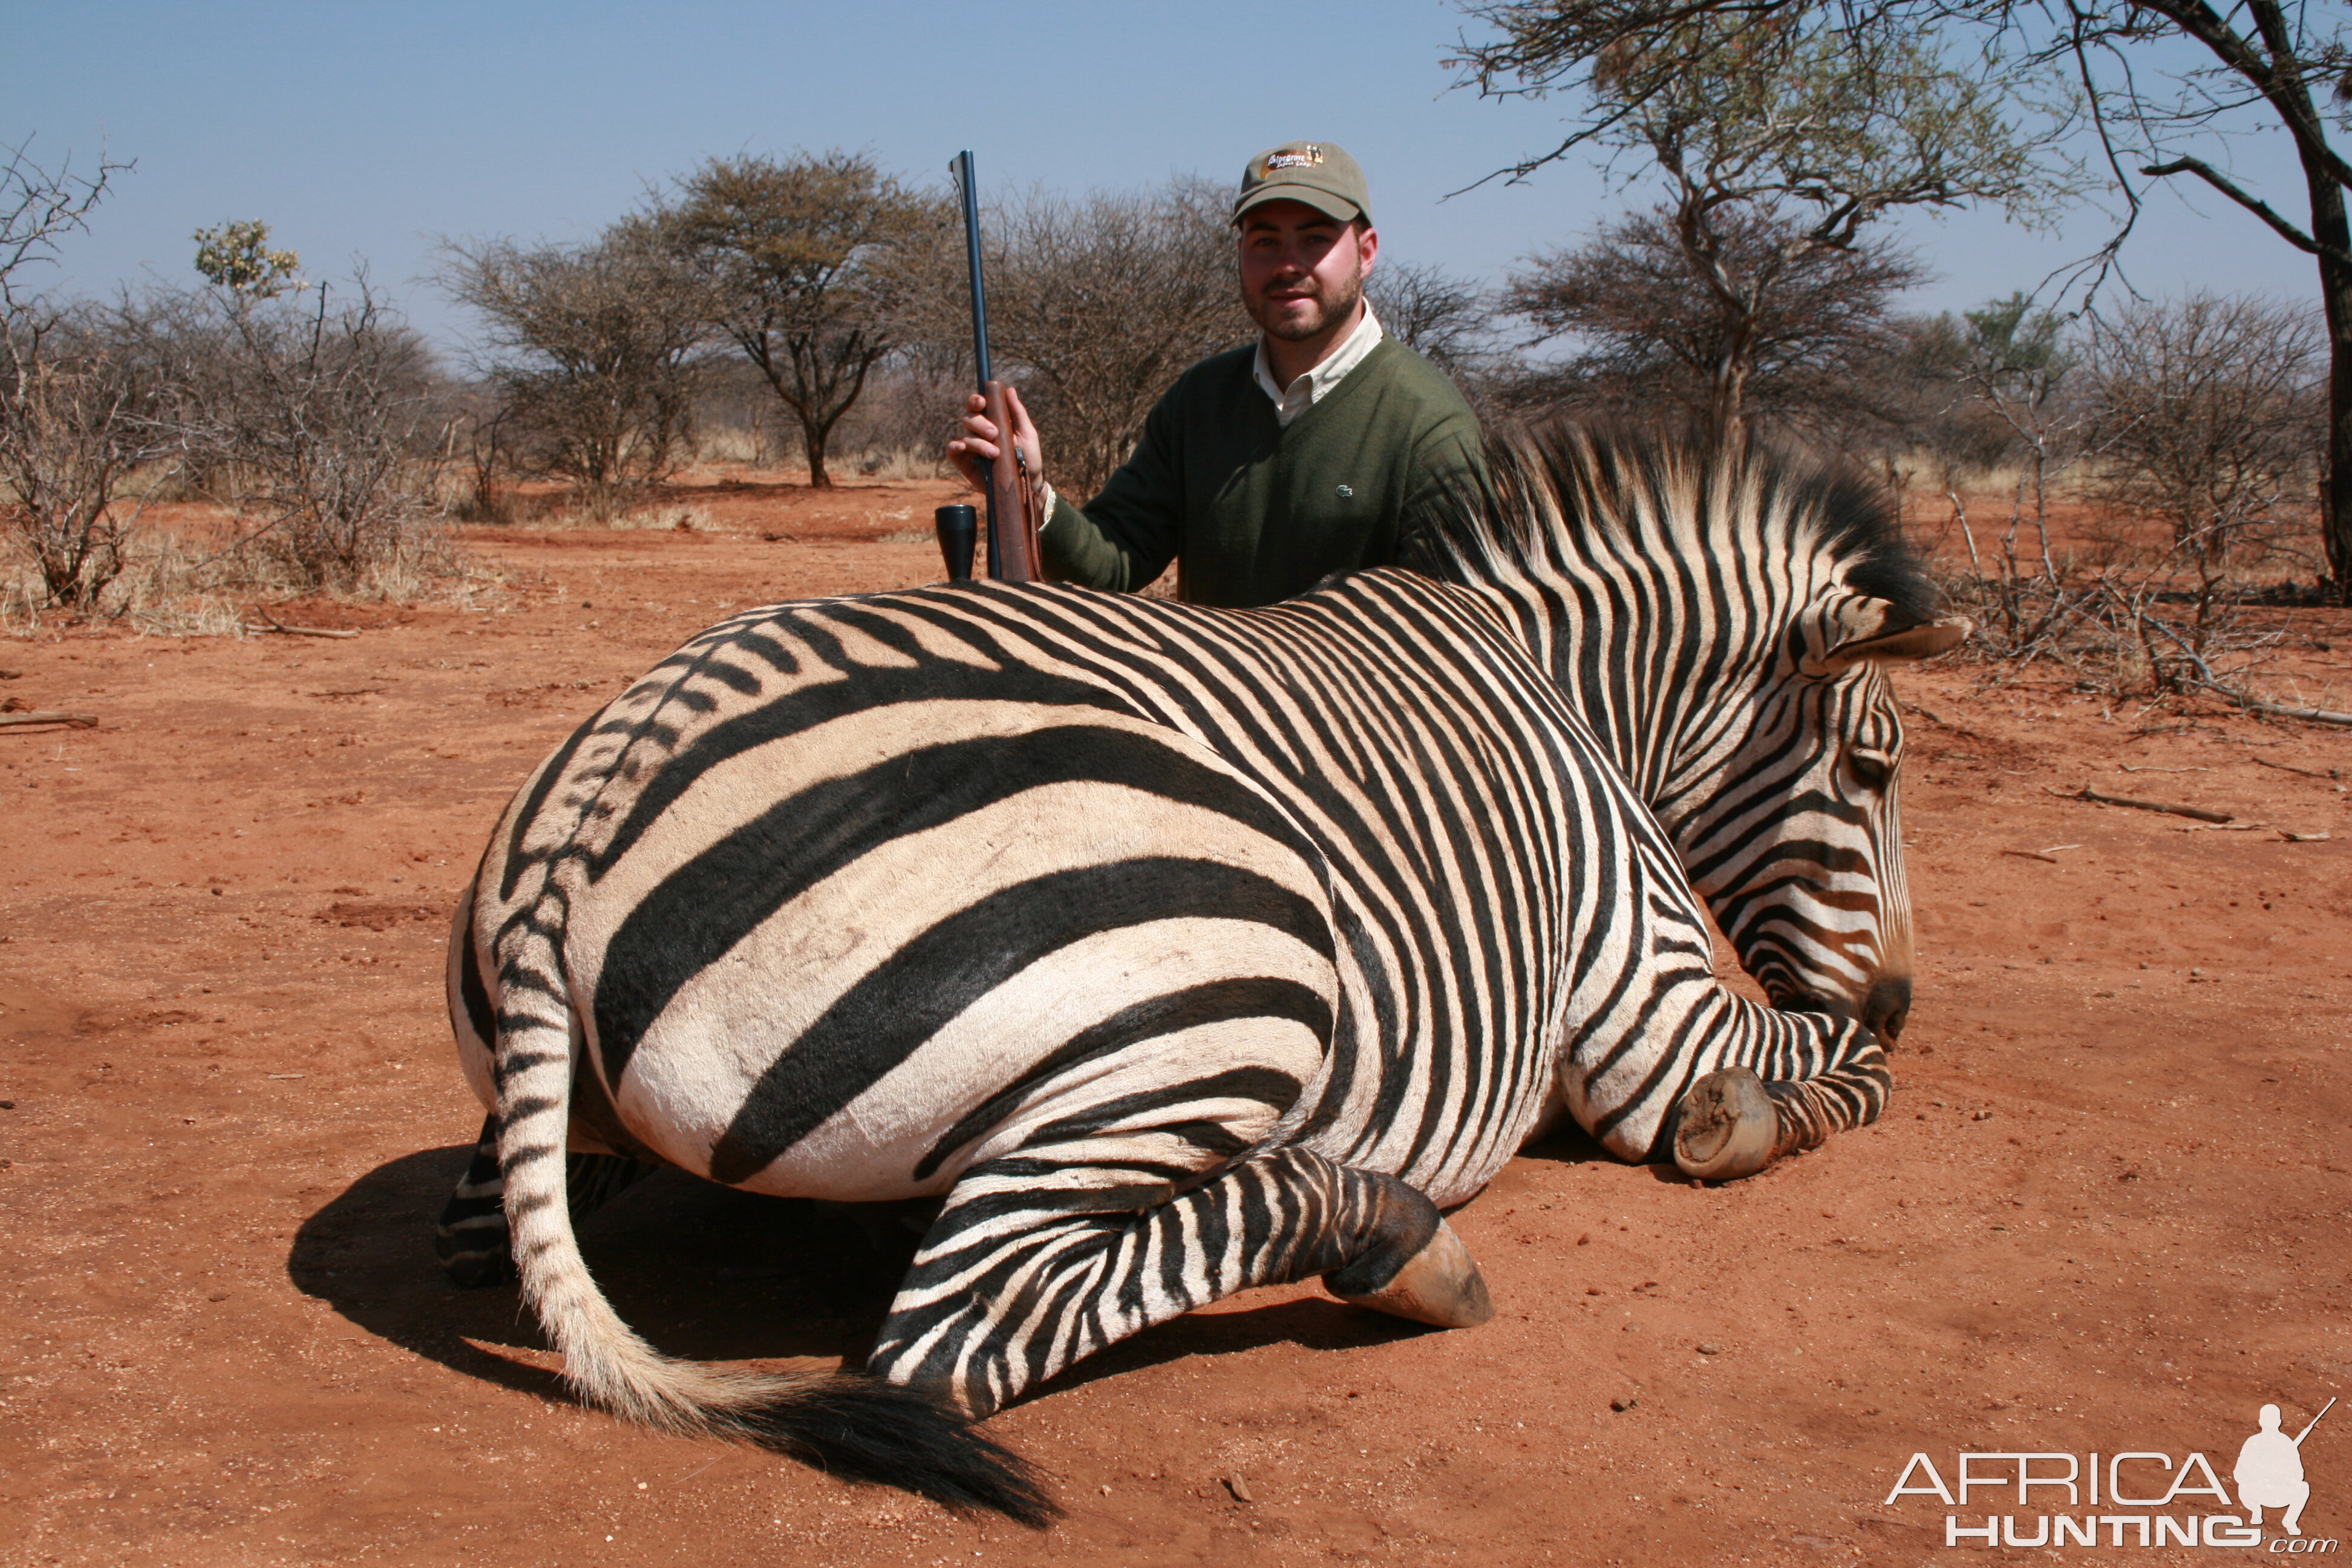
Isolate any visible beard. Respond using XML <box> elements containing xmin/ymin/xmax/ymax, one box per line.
<box><xmin>1249</xmin><ymin>263</ymin><xmax>1365</xmax><ymax>342</ymax></box>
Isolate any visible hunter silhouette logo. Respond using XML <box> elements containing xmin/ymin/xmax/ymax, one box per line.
<box><xmin>2240</xmin><ymin>1399</ymin><xmax>2333</xmax><ymax>1538</ymax></box>
<box><xmin>1264</xmin><ymin>146</ymin><xmax>1325</xmax><ymax>171</ymax></box>
<box><xmin>1883</xmin><ymin>1394</ymin><xmax>2337</xmax><ymax>1550</ymax></box>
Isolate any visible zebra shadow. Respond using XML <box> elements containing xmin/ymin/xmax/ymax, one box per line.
<box><xmin>1512</xmin><ymin>1119</ymin><xmax>1699</xmax><ymax>1184</ymax></box>
<box><xmin>1033</xmin><ymin>1298</ymin><xmax>1435</xmax><ymax>1405</ymax></box>
<box><xmin>286</xmin><ymin>1146</ymin><xmax>907</xmax><ymax>1399</ymax></box>
<box><xmin>287</xmin><ymin>1146</ymin><xmax>1461</xmax><ymax>1408</ymax></box>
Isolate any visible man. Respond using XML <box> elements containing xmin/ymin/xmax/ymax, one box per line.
<box><xmin>947</xmin><ymin>141</ymin><xmax>1484</xmax><ymax>607</ymax></box>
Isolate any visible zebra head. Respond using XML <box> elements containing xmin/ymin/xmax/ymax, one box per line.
<box><xmin>1419</xmin><ymin>423</ymin><xmax>1969</xmax><ymax>1041</ymax></box>
<box><xmin>1662</xmin><ymin>586</ymin><xmax>1970</xmax><ymax>1041</ymax></box>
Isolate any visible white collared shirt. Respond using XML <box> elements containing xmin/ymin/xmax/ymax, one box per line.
<box><xmin>1253</xmin><ymin>304</ymin><xmax>1385</xmax><ymax>428</ymax></box>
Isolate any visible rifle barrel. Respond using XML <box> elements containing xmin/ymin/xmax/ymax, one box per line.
<box><xmin>951</xmin><ymin>150</ymin><xmax>999</xmax><ymax>578</ymax></box>
<box><xmin>953</xmin><ymin>151</ymin><xmax>991</xmax><ymax>388</ymax></box>
<box><xmin>2294</xmin><ymin>1396</ymin><xmax>2336</xmax><ymax>1445</ymax></box>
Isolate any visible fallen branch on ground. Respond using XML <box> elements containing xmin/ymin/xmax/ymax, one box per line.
<box><xmin>2252</xmin><ymin>756</ymin><xmax>2346</xmax><ymax>782</ymax></box>
<box><xmin>2131</xmin><ymin>620</ymin><xmax>2352</xmax><ymax>727</ymax></box>
<box><xmin>2054</xmin><ymin>785</ymin><xmax>2233</xmax><ymax>823</ymax></box>
<box><xmin>0</xmin><ymin>710</ymin><xmax>97</xmax><ymax>730</ymax></box>
<box><xmin>2190</xmin><ymin>679</ymin><xmax>2352</xmax><ymax>728</ymax></box>
<box><xmin>252</xmin><ymin>608</ymin><xmax>359</xmax><ymax>639</ymax></box>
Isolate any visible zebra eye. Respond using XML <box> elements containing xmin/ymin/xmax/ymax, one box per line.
<box><xmin>1848</xmin><ymin>748</ymin><xmax>1895</xmax><ymax>791</ymax></box>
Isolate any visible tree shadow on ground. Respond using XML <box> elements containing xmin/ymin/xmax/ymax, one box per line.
<box><xmin>288</xmin><ymin>1147</ymin><xmax>1458</xmax><ymax>1411</ymax></box>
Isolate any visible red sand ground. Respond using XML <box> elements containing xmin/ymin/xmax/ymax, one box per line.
<box><xmin>4</xmin><ymin>475</ymin><xmax>2348</xmax><ymax>1567</ymax></box>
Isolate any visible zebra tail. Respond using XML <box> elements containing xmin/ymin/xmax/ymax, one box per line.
<box><xmin>488</xmin><ymin>943</ymin><xmax>1059</xmax><ymax>1526</ymax></box>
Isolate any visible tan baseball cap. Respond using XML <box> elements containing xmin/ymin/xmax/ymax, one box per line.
<box><xmin>1234</xmin><ymin>141</ymin><xmax>1371</xmax><ymax>226</ymax></box>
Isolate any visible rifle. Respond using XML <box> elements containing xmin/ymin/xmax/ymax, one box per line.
<box><xmin>2293</xmin><ymin>1397</ymin><xmax>2336</xmax><ymax>1446</ymax></box>
<box><xmin>939</xmin><ymin>151</ymin><xmax>1040</xmax><ymax>584</ymax></box>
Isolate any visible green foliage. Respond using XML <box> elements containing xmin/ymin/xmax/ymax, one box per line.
<box><xmin>1457</xmin><ymin>2</ymin><xmax>2079</xmax><ymax>223</ymax></box>
<box><xmin>1599</xmin><ymin>18</ymin><xmax>2077</xmax><ymax>240</ymax></box>
<box><xmin>192</xmin><ymin>220</ymin><xmax>301</xmax><ymax>298</ymax></box>
<box><xmin>1457</xmin><ymin>2</ymin><xmax>2082</xmax><ymax>430</ymax></box>
<box><xmin>1949</xmin><ymin>291</ymin><xmax>2071</xmax><ymax>404</ymax></box>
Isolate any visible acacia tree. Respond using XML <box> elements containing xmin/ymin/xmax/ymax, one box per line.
<box><xmin>2088</xmin><ymin>294</ymin><xmax>2324</xmax><ymax>560</ymax></box>
<box><xmin>0</xmin><ymin>141</ymin><xmax>170</xmax><ymax>610</ymax></box>
<box><xmin>443</xmin><ymin>219</ymin><xmax>704</xmax><ymax>515</ymax></box>
<box><xmin>1507</xmin><ymin>204</ymin><xmax>1922</xmax><ymax>436</ymax></box>
<box><xmin>1454</xmin><ymin>5</ymin><xmax>2076</xmax><ymax>432</ymax></box>
<box><xmin>661</xmin><ymin>152</ymin><xmax>938</xmax><ymax>488</ymax></box>
<box><xmin>1998</xmin><ymin>0</ymin><xmax>2352</xmax><ymax>601</ymax></box>
<box><xmin>1453</xmin><ymin>0</ymin><xmax>2352</xmax><ymax>596</ymax></box>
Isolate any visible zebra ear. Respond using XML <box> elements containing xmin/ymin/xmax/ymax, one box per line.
<box><xmin>1800</xmin><ymin>598</ymin><xmax>1972</xmax><ymax>678</ymax></box>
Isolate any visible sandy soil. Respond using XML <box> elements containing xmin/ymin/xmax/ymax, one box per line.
<box><xmin>4</xmin><ymin>475</ymin><xmax>2349</xmax><ymax>1568</ymax></box>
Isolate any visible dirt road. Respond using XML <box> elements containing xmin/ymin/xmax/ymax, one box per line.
<box><xmin>5</xmin><ymin>478</ymin><xmax>2347</xmax><ymax>1566</ymax></box>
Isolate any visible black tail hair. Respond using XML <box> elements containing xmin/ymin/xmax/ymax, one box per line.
<box><xmin>732</xmin><ymin>1373</ymin><xmax>1059</xmax><ymax>1526</ymax></box>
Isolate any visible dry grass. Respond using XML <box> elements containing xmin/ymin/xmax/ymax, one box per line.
<box><xmin>841</xmin><ymin>446</ymin><xmax>954</xmax><ymax>483</ymax></box>
<box><xmin>1</xmin><ymin>511</ymin><xmax>492</xmax><ymax>639</ymax></box>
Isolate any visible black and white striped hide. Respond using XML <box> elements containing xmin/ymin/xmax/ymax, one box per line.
<box><xmin>435</xmin><ymin>423</ymin><xmax>1958</xmax><ymax>1521</ymax></box>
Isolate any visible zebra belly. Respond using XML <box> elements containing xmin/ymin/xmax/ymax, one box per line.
<box><xmin>492</xmin><ymin>699</ymin><xmax>1343</xmax><ymax>1202</ymax></box>
<box><xmin>606</xmin><ymin>916</ymin><xmax>1334</xmax><ymax>1201</ymax></box>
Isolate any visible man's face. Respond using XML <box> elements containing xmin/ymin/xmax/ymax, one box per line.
<box><xmin>1238</xmin><ymin>199</ymin><xmax>1377</xmax><ymax>343</ymax></box>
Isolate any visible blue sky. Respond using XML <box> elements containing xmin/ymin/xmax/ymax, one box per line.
<box><xmin>5</xmin><ymin>0</ymin><xmax>2324</xmax><ymax>353</ymax></box>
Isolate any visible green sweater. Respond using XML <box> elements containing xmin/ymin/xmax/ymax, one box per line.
<box><xmin>1040</xmin><ymin>338</ymin><xmax>1485</xmax><ymax>608</ymax></box>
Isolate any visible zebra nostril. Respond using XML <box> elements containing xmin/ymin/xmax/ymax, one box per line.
<box><xmin>1863</xmin><ymin>978</ymin><xmax>1911</xmax><ymax>1042</ymax></box>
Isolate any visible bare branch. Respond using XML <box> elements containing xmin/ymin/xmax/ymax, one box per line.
<box><xmin>2141</xmin><ymin>155</ymin><xmax>2352</xmax><ymax>262</ymax></box>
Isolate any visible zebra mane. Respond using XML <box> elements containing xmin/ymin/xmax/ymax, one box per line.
<box><xmin>1413</xmin><ymin>420</ymin><xmax>1943</xmax><ymax>627</ymax></box>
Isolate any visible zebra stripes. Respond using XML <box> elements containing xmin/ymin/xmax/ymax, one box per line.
<box><xmin>437</xmin><ymin>425</ymin><xmax>1964</xmax><ymax>1519</ymax></box>
<box><xmin>1420</xmin><ymin>428</ymin><xmax>1962</xmax><ymax>1037</ymax></box>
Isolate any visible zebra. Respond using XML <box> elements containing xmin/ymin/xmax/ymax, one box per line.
<box><xmin>1449</xmin><ymin>426</ymin><xmax>1953</xmax><ymax>1044</ymax></box>
<box><xmin>433</xmin><ymin>424</ymin><xmax>1965</xmax><ymax>1521</ymax></box>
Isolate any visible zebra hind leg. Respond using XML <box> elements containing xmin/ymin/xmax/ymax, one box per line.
<box><xmin>433</xmin><ymin>1111</ymin><xmax>655</xmax><ymax>1285</ymax></box>
<box><xmin>866</xmin><ymin>1143</ymin><xmax>1493</xmax><ymax>1420</ymax></box>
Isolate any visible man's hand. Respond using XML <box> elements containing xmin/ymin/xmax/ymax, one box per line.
<box><xmin>946</xmin><ymin>385</ymin><xmax>1045</xmax><ymax>497</ymax></box>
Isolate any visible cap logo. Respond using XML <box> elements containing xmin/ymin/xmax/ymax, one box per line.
<box><xmin>1264</xmin><ymin>146</ymin><xmax>1324</xmax><ymax>171</ymax></box>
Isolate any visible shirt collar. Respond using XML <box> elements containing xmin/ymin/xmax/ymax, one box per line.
<box><xmin>1253</xmin><ymin>302</ymin><xmax>1385</xmax><ymax>428</ymax></box>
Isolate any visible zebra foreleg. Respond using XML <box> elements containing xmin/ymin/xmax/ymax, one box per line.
<box><xmin>433</xmin><ymin>1111</ymin><xmax>656</xmax><ymax>1285</ymax></box>
<box><xmin>866</xmin><ymin>1145</ymin><xmax>1492</xmax><ymax>1419</ymax></box>
<box><xmin>1671</xmin><ymin>1032</ymin><xmax>1892</xmax><ymax>1182</ymax></box>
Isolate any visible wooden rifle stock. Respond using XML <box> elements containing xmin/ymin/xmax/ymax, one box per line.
<box><xmin>982</xmin><ymin>380</ymin><xmax>1042</xmax><ymax>583</ymax></box>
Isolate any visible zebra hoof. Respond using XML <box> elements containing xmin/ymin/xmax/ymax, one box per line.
<box><xmin>439</xmin><ymin>1249</ymin><xmax>515</xmax><ymax>1289</ymax></box>
<box><xmin>1331</xmin><ymin>1218</ymin><xmax>1495</xmax><ymax>1329</ymax></box>
<box><xmin>1673</xmin><ymin>1068</ymin><xmax>1780</xmax><ymax>1183</ymax></box>
<box><xmin>434</xmin><ymin>1226</ymin><xmax>516</xmax><ymax>1288</ymax></box>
